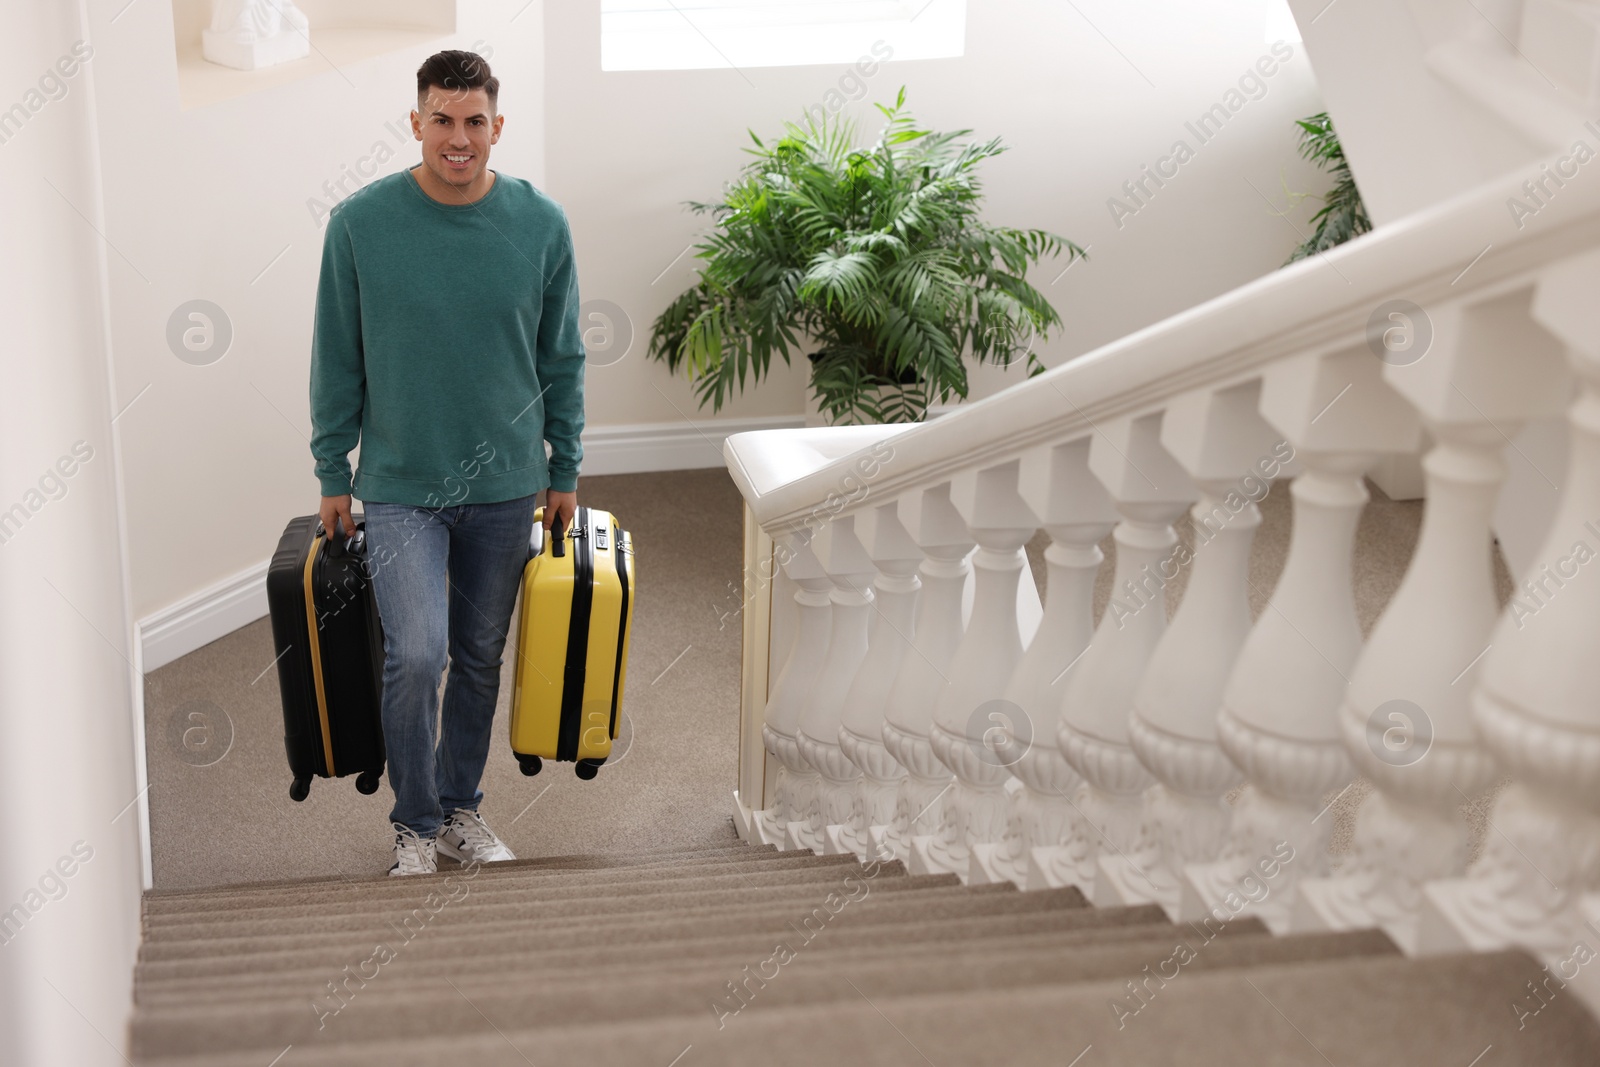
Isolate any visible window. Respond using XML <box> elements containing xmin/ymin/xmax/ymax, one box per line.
<box><xmin>600</xmin><ymin>0</ymin><xmax>967</xmax><ymax>72</ymax></box>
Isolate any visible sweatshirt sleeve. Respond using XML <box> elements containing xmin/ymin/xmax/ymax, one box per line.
<box><xmin>537</xmin><ymin>213</ymin><xmax>586</xmax><ymax>493</ymax></box>
<box><xmin>308</xmin><ymin>213</ymin><xmax>365</xmax><ymax>498</ymax></box>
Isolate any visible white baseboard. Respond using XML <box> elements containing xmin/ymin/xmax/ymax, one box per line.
<box><xmin>137</xmin><ymin>414</ymin><xmax>804</xmax><ymax>672</ymax></box>
<box><xmin>580</xmin><ymin>414</ymin><xmax>806</xmax><ymax>476</ymax></box>
<box><xmin>140</xmin><ymin>559</ymin><xmax>272</xmax><ymax>673</ymax></box>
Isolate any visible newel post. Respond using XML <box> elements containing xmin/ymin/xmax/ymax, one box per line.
<box><xmin>753</xmin><ymin>530</ymin><xmax>833</xmax><ymax>849</ymax></box>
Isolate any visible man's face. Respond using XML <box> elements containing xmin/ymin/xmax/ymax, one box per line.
<box><xmin>411</xmin><ymin>86</ymin><xmax>502</xmax><ymax>193</ymax></box>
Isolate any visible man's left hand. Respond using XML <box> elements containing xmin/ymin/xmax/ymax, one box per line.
<box><xmin>544</xmin><ymin>489</ymin><xmax>577</xmax><ymax>537</ymax></box>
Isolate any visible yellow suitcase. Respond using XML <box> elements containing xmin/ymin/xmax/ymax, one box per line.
<box><xmin>510</xmin><ymin>505</ymin><xmax>634</xmax><ymax>780</ymax></box>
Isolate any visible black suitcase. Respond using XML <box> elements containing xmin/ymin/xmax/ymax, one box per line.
<box><xmin>265</xmin><ymin>514</ymin><xmax>387</xmax><ymax>801</ymax></box>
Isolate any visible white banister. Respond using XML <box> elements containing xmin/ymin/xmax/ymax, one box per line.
<box><xmin>1034</xmin><ymin>411</ymin><xmax>1196</xmax><ymax>895</ymax></box>
<box><xmin>1101</xmin><ymin>379</ymin><xmax>1286</xmax><ymax>916</ymax></box>
<box><xmin>791</xmin><ymin>515</ymin><xmax>876</xmax><ymax>853</ymax></box>
<box><xmin>879</xmin><ymin>483</ymin><xmax>974</xmax><ymax>860</ymax></box>
<box><xmin>1296</xmin><ymin>288</ymin><xmax>1573</xmax><ymax>951</ymax></box>
<box><xmin>833</xmin><ymin>501</ymin><xmax>923</xmax><ymax>859</ymax></box>
<box><xmin>723</xmin><ymin>128</ymin><xmax>1600</xmax><ymax>976</ymax></box>
<box><xmin>725</xmin><ymin>139</ymin><xmax>1600</xmax><ymax>542</ymax></box>
<box><xmin>753</xmin><ymin>532</ymin><xmax>832</xmax><ymax>849</ymax></box>
<box><xmin>1182</xmin><ymin>348</ymin><xmax>1422</xmax><ymax>932</ymax></box>
<box><xmin>913</xmin><ymin>460</ymin><xmax>1040</xmax><ymax>879</ymax></box>
<box><xmin>972</xmin><ymin>438</ymin><xmax>1117</xmax><ymax>887</ymax></box>
<box><xmin>1419</xmin><ymin>251</ymin><xmax>1600</xmax><ymax>983</ymax></box>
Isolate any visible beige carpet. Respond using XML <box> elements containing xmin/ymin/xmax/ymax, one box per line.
<box><xmin>143</xmin><ymin>469</ymin><xmax>749</xmax><ymax>890</ymax></box>
<box><xmin>130</xmin><ymin>847</ymin><xmax>1600</xmax><ymax>1065</ymax></box>
<box><xmin>143</xmin><ymin>468</ymin><xmax>1509</xmax><ymax>890</ymax></box>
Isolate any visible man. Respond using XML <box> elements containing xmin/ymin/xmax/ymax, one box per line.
<box><xmin>309</xmin><ymin>50</ymin><xmax>584</xmax><ymax>876</ymax></box>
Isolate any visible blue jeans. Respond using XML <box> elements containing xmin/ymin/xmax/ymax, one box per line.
<box><xmin>361</xmin><ymin>494</ymin><xmax>538</xmax><ymax>838</ymax></box>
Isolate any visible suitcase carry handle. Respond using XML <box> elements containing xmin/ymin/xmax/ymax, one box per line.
<box><xmin>530</xmin><ymin>513</ymin><xmax>570</xmax><ymax>559</ymax></box>
<box><xmin>318</xmin><ymin>518</ymin><xmax>364</xmax><ymax>558</ymax></box>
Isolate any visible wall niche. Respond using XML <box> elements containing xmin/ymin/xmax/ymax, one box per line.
<box><xmin>171</xmin><ymin>0</ymin><xmax>458</xmax><ymax>110</ymax></box>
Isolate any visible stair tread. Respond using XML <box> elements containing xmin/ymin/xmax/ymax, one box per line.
<box><xmin>134</xmin><ymin>899</ymin><xmax>1164</xmax><ymax>986</ymax></box>
<box><xmin>134</xmin><ymin>926</ymin><xmax>1394</xmax><ymax>1027</ymax></box>
<box><xmin>137</xmin><ymin>883</ymin><xmax>1080</xmax><ymax>964</ymax></box>
<box><xmin>135</xmin><ymin>919</ymin><xmax>1194</xmax><ymax>1003</ymax></box>
<box><xmin>141</xmin><ymin>863</ymin><xmax>937</xmax><ymax>941</ymax></box>
<box><xmin>142</xmin><ymin>842</ymin><xmax>810</xmax><ymax>906</ymax></box>
<box><xmin>142</xmin><ymin>852</ymin><xmax>862</xmax><ymax>916</ymax></box>
<box><xmin>132</xmin><ymin>950</ymin><xmax>1595</xmax><ymax>1066</ymax></box>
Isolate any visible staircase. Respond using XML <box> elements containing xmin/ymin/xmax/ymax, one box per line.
<box><xmin>718</xmin><ymin>0</ymin><xmax>1600</xmax><ymax>1045</ymax></box>
<box><xmin>55</xmin><ymin>5</ymin><xmax>1600</xmax><ymax>1064</ymax></box>
<box><xmin>130</xmin><ymin>842</ymin><xmax>1600</xmax><ymax>1064</ymax></box>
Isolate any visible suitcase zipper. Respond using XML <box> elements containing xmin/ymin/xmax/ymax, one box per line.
<box><xmin>556</xmin><ymin>507</ymin><xmax>594</xmax><ymax>762</ymax></box>
<box><xmin>609</xmin><ymin>521</ymin><xmax>630</xmax><ymax>742</ymax></box>
<box><xmin>301</xmin><ymin>532</ymin><xmax>337</xmax><ymax>777</ymax></box>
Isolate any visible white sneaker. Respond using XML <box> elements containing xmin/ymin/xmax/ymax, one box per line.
<box><xmin>388</xmin><ymin>822</ymin><xmax>438</xmax><ymax>876</ymax></box>
<box><xmin>437</xmin><ymin>808</ymin><xmax>516</xmax><ymax>864</ymax></box>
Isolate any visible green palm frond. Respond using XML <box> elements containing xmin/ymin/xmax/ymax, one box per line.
<box><xmin>648</xmin><ymin>88</ymin><xmax>1086</xmax><ymax>423</ymax></box>
<box><xmin>1285</xmin><ymin>112</ymin><xmax>1371</xmax><ymax>265</ymax></box>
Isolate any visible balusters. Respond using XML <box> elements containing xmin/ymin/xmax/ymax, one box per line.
<box><xmin>1419</xmin><ymin>253</ymin><xmax>1600</xmax><ymax>969</ymax></box>
<box><xmin>1033</xmin><ymin>412</ymin><xmax>1197</xmax><ymax>895</ymax></box>
<box><xmin>753</xmin><ymin>531</ymin><xmax>833</xmax><ymax>849</ymax></box>
<box><xmin>1294</xmin><ymin>291</ymin><xmax>1571</xmax><ymax>951</ymax></box>
<box><xmin>834</xmin><ymin>502</ymin><xmax>923</xmax><ymax>859</ymax></box>
<box><xmin>972</xmin><ymin>439</ymin><xmax>1118</xmax><ymax>887</ymax></box>
<box><xmin>879</xmin><ymin>483</ymin><xmax>975</xmax><ymax>860</ymax></box>
<box><xmin>1103</xmin><ymin>380</ymin><xmax>1285</xmax><ymax>916</ymax></box>
<box><xmin>1182</xmin><ymin>348</ymin><xmax>1421</xmax><ymax>932</ymax></box>
<box><xmin>913</xmin><ymin>460</ymin><xmax>1041</xmax><ymax>879</ymax></box>
<box><xmin>791</xmin><ymin>516</ymin><xmax>877</xmax><ymax>852</ymax></box>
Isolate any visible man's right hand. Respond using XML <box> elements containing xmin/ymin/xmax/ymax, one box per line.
<box><xmin>319</xmin><ymin>494</ymin><xmax>357</xmax><ymax>545</ymax></box>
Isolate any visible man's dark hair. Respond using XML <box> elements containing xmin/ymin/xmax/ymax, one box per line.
<box><xmin>416</xmin><ymin>50</ymin><xmax>498</xmax><ymax>112</ymax></box>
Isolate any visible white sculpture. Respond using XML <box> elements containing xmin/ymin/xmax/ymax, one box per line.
<box><xmin>202</xmin><ymin>0</ymin><xmax>311</xmax><ymax>71</ymax></box>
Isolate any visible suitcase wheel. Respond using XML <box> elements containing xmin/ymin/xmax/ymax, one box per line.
<box><xmin>356</xmin><ymin>770</ymin><xmax>382</xmax><ymax>795</ymax></box>
<box><xmin>289</xmin><ymin>777</ymin><xmax>310</xmax><ymax>803</ymax></box>
<box><xmin>517</xmin><ymin>755</ymin><xmax>543</xmax><ymax>777</ymax></box>
<box><xmin>575</xmin><ymin>758</ymin><xmax>604</xmax><ymax>781</ymax></box>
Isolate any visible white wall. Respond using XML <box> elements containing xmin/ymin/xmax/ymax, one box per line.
<box><xmin>1290</xmin><ymin>0</ymin><xmax>1541</xmax><ymax>225</ymax></box>
<box><xmin>548</xmin><ymin>0</ymin><xmax>1328</xmax><ymax>420</ymax></box>
<box><xmin>88</xmin><ymin>1</ymin><xmax>544</xmax><ymax>632</ymax></box>
<box><xmin>0</xmin><ymin>3</ymin><xmax>144</xmax><ymax>1063</ymax></box>
<box><xmin>101</xmin><ymin>0</ymin><xmax>1326</xmax><ymax>653</ymax></box>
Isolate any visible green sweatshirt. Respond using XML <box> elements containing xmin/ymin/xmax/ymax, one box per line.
<box><xmin>309</xmin><ymin>167</ymin><xmax>584</xmax><ymax>507</ymax></box>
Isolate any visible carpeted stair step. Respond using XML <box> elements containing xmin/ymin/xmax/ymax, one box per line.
<box><xmin>140</xmin><ymin>852</ymin><xmax>864</xmax><ymax>922</ymax></box>
<box><xmin>130</xmin><ymin>923</ymin><xmax>1386</xmax><ymax>1028</ymax></box>
<box><xmin>142</xmin><ymin>844</ymin><xmax>831</xmax><ymax>915</ymax></box>
<box><xmin>141</xmin><ymin>861</ymin><xmax>933</xmax><ymax>940</ymax></box>
<box><xmin>134</xmin><ymin>916</ymin><xmax>1223</xmax><ymax>1008</ymax></box>
<box><xmin>128</xmin><ymin>927</ymin><xmax>1400</xmax><ymax>1057</ymax></box>
<box><xmin>145</xmin><ymin>839</ymin><xmax>769</xmax><ymax>899</ymax></box>
<box><xmin>137</xmin><ymin>881</ymin><xmax>1072</xmax><ymax>966</ymax></box>
<box><xmin>136</xmin><ymin>949</ymin><xmax>1595</xmax><ymax>1066</ymax></box>
<box><xmin>134</xmin><ymin>897</ymin><xmax>1164</xmax><ymax>989</ymax></box>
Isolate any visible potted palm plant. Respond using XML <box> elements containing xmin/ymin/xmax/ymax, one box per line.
<box><xmin>648</xmin><ymin>88</ymin><xmax>1084</xmax><ymax>424</ymax></box>
<box><xmin>1284</xmin><ymin>112</ymin><xmax>1370</xmax><ymax>264</ymax></box>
